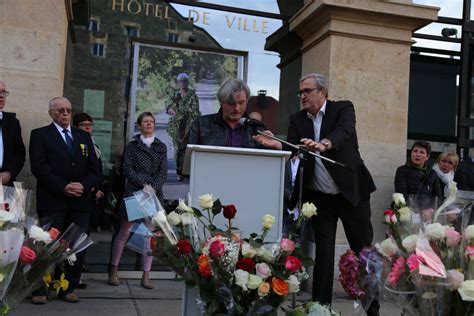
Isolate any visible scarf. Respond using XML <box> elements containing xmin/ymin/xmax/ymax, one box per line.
<box><xmin>432</xmin><ymin>163</ymin><xmax>456</xmax><ymax>197</ymax></box>
<box><xmin>140</xmin><ymin>134</ymin><xmax>155</xmax><ymax>148</ymax></box>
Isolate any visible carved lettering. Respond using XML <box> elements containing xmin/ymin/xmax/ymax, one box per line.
<box><xmin>127</xmin><ymin>0</ymin><xmax>142</xmax><ymax>15</ymax></box>
<box><xmin>225</xmin><ymin>15</ymin><xmax>236</xmax><ymax>28</ymax></box>
<box><xmin>238</xmin><ymin>17</ymin><xmax>242</xmax><ymax>30</ymax></box>
<box><xmin>144</xmin><ymin>2</ymin><xmax>154</xmax><ymax>16</ymax></box>
<box><xmin>112</xmin><ymin>0</ymin><xmax>125</xmax><ymax>12</ymax></box>
<box><xmin>155</xmin><ymin>4</ymin><xmax>162</xmax><ymax>18</ymax></box>
<box><xmin>261</xmin><ymin>20</ymin><xmax>268</xmax><ymax>34</ymax></box>
<box><xmin>202</xmin><ymin>12</ymin><xmax>209</xmax><ymax>25</ymax></box>
<box><xmin>253</xmin><ymin>20</ymin><xmax>258</xmax><ymax>33</ymax></box>
<box><xmin>188</xmin><ymin>10</ymin><xmax>199</xmax><ymax>23</ymax></box>
<box><xmin>243</xmin><ymin>18</ymin><xmax>250</xmax><ymax>31</ymax></box>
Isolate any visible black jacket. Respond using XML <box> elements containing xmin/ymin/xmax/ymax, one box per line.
<box><xmin>287</xmin><ymin>100</ymin><xmax>376</xmax><ymax>207</ymax></box>
<box><xmin>394</xmin><ymin>163</ymin><xmax>443</xmax><ymax>202</ymax></box>
<box><xmin>177</xmin><ymin>110</ymin><xmax>262</xmax><ymax>175</ymax></box>
<box><xmin>29</xmin><ymin>123</ymin><xmax>101</xmax><ymax>215</ymax></box>
<box><xmin>2</xmin><ymin>112</ymin><xmax>25</xmax><ymax>182</ymax></box>
<box><xmin>455</xmin><ymin>159</ymin><xmax>474</xmax><ymax>191</ymax></box>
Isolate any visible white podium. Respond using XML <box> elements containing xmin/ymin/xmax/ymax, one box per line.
<box><xmin>182</xmin><ymin>144</ymin><xmax>291</xmax><ymax>316</ymax></box>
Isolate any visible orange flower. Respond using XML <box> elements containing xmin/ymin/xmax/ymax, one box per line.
<box><xmin>149</xmin><ymin>237</ymin><xmax>158</xmax><ymax>252</ymax></box>
<box><xmin>197</xmin><ymin>254</ymin><xmax>212</xmax><ymax>278</ymax></box>
<box><xmin>48</xmin><ymin>227</ymin><xmax>60</xmax><ymax>241</ymax></box>
<box><xmin>271</xmin><ymin>277</ymin><xmax>289</xmax><ymax>296</ymax></box>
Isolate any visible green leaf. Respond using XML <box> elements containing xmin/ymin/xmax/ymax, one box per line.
<box><xmin>250</xmin><ymin>233</ymin><xmax>258</xmax><ymax>238</ymax></box>
<box><xmin>211</xmin><ymin>199</ymin><xmax>222</xmax><ymax>216</ymax></box>
<box><xmin>192</xmin><ymin>208</ymin><xmax>203</xmax><ymax>217</ymax></box>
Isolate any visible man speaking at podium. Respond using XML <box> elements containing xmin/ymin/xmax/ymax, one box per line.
<box><xmin>177</xmin><ymin>78</ymin><xmax>280</xmax><ymax>175</ymax></box>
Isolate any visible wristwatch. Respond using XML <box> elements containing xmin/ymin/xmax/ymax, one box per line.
<box><xmin>321</xmin><ymin>139</ymin><xmax>331</xmax><ymax>150</ymax></box>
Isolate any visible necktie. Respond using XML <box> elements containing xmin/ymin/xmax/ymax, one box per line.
<box><xmin>62</xmin><ymin>129</ymin><xmax>73</xmax><ymax>153</ymax></box>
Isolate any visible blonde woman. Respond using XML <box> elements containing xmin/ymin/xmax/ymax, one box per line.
<box><xmin>432</xmin><ymin>151</ymin><xmax>459</xmax><ymax>197</ymax></box>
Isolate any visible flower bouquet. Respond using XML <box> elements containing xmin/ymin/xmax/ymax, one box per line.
<box><xmin>285</xmin><ymin>301</ymin><xmax>341</xmax><ymax>316</ymax></box>
<box><xmin>129</xmin><ymin>187</ymin><xmax>317</xmax><ymax>315</ymax></box>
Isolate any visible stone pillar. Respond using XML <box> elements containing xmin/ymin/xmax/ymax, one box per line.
<box><xmin>289</xmin><ymin>0</ymin><xmax>439</xmax><ymax>243</ymax></box>
<box><xmin>0</xmin><ymin>0</ymin><xmax>69</xmax><ymax>183</ymax></box>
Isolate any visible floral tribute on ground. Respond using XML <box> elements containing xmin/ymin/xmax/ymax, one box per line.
<box><xmin>339</xmin><ymin>189</ymin><xmax>474</xmax><ymax>316</ymax></box>
<box><xmin>129</xmin><ymin>187</ymin><xmax>317</xmax><ymax>315</ymax></box>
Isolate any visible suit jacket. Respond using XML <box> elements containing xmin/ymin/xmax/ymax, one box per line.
<box><xmin>29</xmin><ymin>123</ymin><xmax>101</xmax><ymax>215</ymax></box>
<box><xmin>287</xmin><ymin>100</ymin><xmax>376</xmax><ymax>207</ymax></box>
<box><xmin>1</xmin><ymin>112</ymin><xmax>26</xmax><ymax>182</ymax></box>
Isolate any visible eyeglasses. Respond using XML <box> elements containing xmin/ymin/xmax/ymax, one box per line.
<box><xmin>52</xmin><ymin>108</ymin><xmax>72</xmax><ymax>114</ymax></box>
<box><xmin>297</xmin><ymin>88</ymin><xmax>319</xmax><ymax>98</ymax></box>
<box><xmin>0</xmin><ymin>91</ymin><xmax>9</xmax><ymax>97</ymax></box>
<box><xmin>78</xmin><ymin>122</ymin><xmax>93</xmax><ymax>128</ymax></box>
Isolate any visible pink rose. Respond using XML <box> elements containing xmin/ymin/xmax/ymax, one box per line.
<box><xmin>284</xmin><ymin>256</ymin><xmax>302</xmax><ymax>273</ymax></box>
<box><xmin>447</xmin><ymin>269</ymin><xmax>464</xmax><ymax>290</ymax></box>
<box><xmin>208</xmin><ymin>240</ymin><xmax>225</xmax><ymax>257</ymax></box>
<box><xmin>446</xmin><ymin>227</ymin><xmax>461</xmax><ymax>246</ymax></box>
<box><xmin>465</xmin><ymin>245</ymin><xmax>474</xmax><ymax>261</ymax></box>
<box><xmin>384</xmin><ymin>210</ymin><xmax>397</xmax><ymax>224</ymax></box>
<box><xmin>280</xmin><ymin>238</ymin><xmax>295</xmax><ymax>253</ymax></box>
<box><xmin>255</xmin><ymin>262</ymin><xmax>272</xmax><ymax>279</ymax></box>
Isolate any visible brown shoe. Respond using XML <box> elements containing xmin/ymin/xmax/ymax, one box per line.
<box><xmin>108</xmin><ymin>271</ymin><xmax>120</xmax><ymax>286</ymax></box>
<box><xmin>62</xmin><ymin>292</ymin><xmax>79</xmax><ymax>303</ymax></box>
<box><xmin>141</xmin><ymin>277</ymin><xmax>154</xmax><ymax>290</ymax></box>
<box><xmin>31</xmin><ymin>295</ymin><xmax>47</xmax><ymax>305</ymax></box>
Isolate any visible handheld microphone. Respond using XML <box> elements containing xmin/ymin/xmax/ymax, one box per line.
<box><xmin>239</xmin><ymin>117</ymin><xmax>267</xmax><ymax>129</ymax></box>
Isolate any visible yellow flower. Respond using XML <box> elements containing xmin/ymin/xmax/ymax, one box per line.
<box><xmin>53</xmin><ymin>273</ymin><xmax>69</xmax><ymax>294</ymax></box>
<box><xmin>262</xmin><ymin>215</ymin><xmax>276</xmax><ymax>229</ymax></box>
<box><xmin>43</xmin><ymin>273</ymin><xmax>53</xmax><ymax>287</ymax></box>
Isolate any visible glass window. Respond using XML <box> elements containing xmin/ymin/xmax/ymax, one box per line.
<box><xmin>124</xmin><ymin>26</ymin><xmax>140</xmax><ymax>37</ymax></box>
<box><xmin>167</xmin><ymin>33</ymin><xmax>179</xmax><ymax>43</ymax></box>
<box><xmin>88</xmin><ymin>18</ymin><xmax>100</xmax><ymax>32</ymax></box>
<box><xmin>91</xmin><ymin>43</ymin><xmax>105</xmax><ymax>58</ymax></box>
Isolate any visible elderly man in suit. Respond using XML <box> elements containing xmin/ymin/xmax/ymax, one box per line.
<box><xmin>256</xmin><ymin>73</ymin><xmax>378</xmax><ymax>315</ymax></box>
<box><xmin>29</xmin><ymin>96</ymin><xmax>101</xmax><ymax>304</ymax></box>
<box><xmin>0</xmin><ymin>81</ymin><xmax>25</xmax><ymax>184</ymax></box>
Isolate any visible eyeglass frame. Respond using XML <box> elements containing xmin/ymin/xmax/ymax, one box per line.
<box><xmin>78</xmin><ymin>122</ymin><xmax>94</xmax><ymax>127</ymax></box>
<box><xmin>51</xmin><ymin>108</ymin><xmax>72</xmax><ymax>114</ymax></box>
<box><xmin>296</xmin><ymin>87</ymin><xmax>319</xmax><ymax>98</ymax></box>
<box><xmin>0</xmin><ymin>91</ymin><xmax>10</xmax><ymax>97</ymax></box>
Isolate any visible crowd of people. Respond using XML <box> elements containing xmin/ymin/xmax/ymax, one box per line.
<box><xmin>2</xmin><ymin>73</ymin><xmax>474</xmax><ymax>314</ymax></box>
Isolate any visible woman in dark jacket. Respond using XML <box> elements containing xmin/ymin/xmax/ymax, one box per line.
<box><xmin>109</xmin><ymin>112</ymin><xmax>167</xmax><ymax>289</ymax></box>
<box><xmin>394</xmin><ymin>140</ymin><xmax>442</xmax><ymax>204</ymax></box>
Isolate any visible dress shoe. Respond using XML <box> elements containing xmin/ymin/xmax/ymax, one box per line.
<box><xmin>108</xmin><ymin>271</ymin><xmax>120</xmax><ymax>286</ymax></box>
<box><xmin>62</xmin><ymin>292</ymin><xmax>79</xmax><ymax>303</ymax></box>
<box><xmin>141</xmin><ymin>277</ymin><xmax>154</xmax><ymax>290</ymax></box>
<box><xmin>77</xmin><ymin>282</ymin><xmax>87</xmax><ymax>289</ymax></box>
<box><xmin>31</xmin><ymin>295</ymin><xmax>47</xmax><ymax>305</ymax></box>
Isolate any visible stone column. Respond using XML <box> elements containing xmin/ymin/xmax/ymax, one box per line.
<box><xmin>0</xmin><ymin>0</ymin><xmax>69</xmax><ymax>182</ymax></box>
<box><xmin>289</xmin><ymin>0</ymin><xmax>439</xmax><ymax>242</ymax></box>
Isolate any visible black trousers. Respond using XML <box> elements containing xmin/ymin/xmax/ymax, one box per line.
<box><xmin>38</xmin><ymin>210</ymin><xmax>90</xmax><ymax>294</ymax></box>
<box><xmin>304</xmin><ymin>189</ymin><xmax>379</xmax><ymax>315</ymax></box>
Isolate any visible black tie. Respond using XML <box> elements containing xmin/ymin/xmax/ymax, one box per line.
<box><xmin>62</xmin><ymin>129</ymin><xmax>73</xmax><ymax>153</ymax></box>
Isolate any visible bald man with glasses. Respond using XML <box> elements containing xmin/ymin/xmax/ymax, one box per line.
<box><xmin>0</xmin><ymin>81</ymin><xmax>25</xmax><ymax>185</ymax></box>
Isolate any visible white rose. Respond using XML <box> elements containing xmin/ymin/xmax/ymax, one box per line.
<box><xmin>256</xmin><ymin>246</ymin><xmax>276</xmax><ymax>263</ymax></box>
<box><xmin>465</xmin><ymin>225</ymin><xmax>474</xmax><ymax>240</ymax></box>
<box><xmin>178</xmin><ymin>199</ymin><xmax>194</xmax><ymax>213</ymax></box>
<box><xmin>241</xmin><ymin>242</ymin><xmax>257</xmax><ymax>258</ymax></box>
<box><xmin>67</xmin><ymin>252</ymin><xmax>77</xmax><ymax>266</ymax></box>
<box><xmin>28</xmin><ymin>226</ymin><xmax>52</xmax><ymax>244</ymax></box>
<box><xmin>392</xmin><ymin>193</ymin><xmax>406</xmax><ymax>207</ymax></box>
<box><xmin>255</xmin><ymin>262</ymin><xmax>272</xmax><ymax>279</ymax></box>
<box><xmin>425</xmin><ymin>223</ymin><xmax>445</xmax><ymax>240</ymax></box>
<box><xmin>180</xmin><ymin>212</ymin><xmax>194</xmax><ymax>226</ymax></box>
<box><xmin>447</xmin><ymin>270</ymin><xmax>465</xmax><ymax>291</ymax></box>
<box><xmin>167</xmin><ymin>211</ymin><xmax>181</xmax><ymax>226</ymax></box>
<box><xmin>398</xmin><ymin>207</ymin><xmax>412</xmax><ymax>223</ymax></box>
<box><xmin>287</xmin><ymin>275</ymin><xmax>300</xmax><ymax>293</ymax></box>
<box><xmin>301</xmin><ymin>203</ymin><xmax>317</xmax><ymax>218</ymax></box>
<box><xmin>458</xmin><ymin>280</ymin><xmax>474</xmax><ymax>301</ymax></box>
<box><xmin>402</xmin><ymin>235</ymin><xmax>418</xmax><ymax>253</ymax></box>
<box><xmin>262</xmin><ymin>215</ymin><xmax>276</xmax><ymax>229</ymax></box>
<box><xmin>198</xmin><ymin>194</ymin><xmax>214</xmax><ymax>209</ymax></box>
<box><xmin>234</xmin><ymin>269</ymin><xmax>249</xmax><ymax>291</ymax></box>
<box><xmin>0</xmin><ymin>210</ymin><xmax>14</xmax><ymax>228</ymax></box>
<box><xmin>247</xmin><ymin>274</ymin><xmax>262</xmax><ymax>290</ymax></box>
<box><xmin>376</xmin><ymin>238</ymin><xmax>398</xmax><ymax>258</ymax></box>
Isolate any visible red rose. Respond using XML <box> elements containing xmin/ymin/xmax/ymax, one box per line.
<box><xmin>177</xmin><ymin>240</ymin><xmax>192</xmax><ymax>254</ymax></box>
<box><xmin>285</xmin><ymin>255</ymin><xmax>302</xmax><ymax>273</ymax></box>
<box><xmin>48</xmin><ymin>227</ymin><xmax>61</xmax><ymax>241</ymax></box>
<box><xmin>223</xmin><ymin>205</ymin><xmax>237</xmax><ymax>219</ymax></box>
<box><xmin>236</xmin><ymin>257</ymin><xmax>255</xmax><ymax>272</ymax></box>
<box><xmin>19</xmin><ymin>246</ymin><xmax>36</xmax><ymax>264</ymax></box>
<box><xmin>208</xmin><ymin>240</ymin><xmax>225</xmax><ymax>257</ymax></box>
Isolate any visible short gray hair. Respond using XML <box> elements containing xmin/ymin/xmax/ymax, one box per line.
<box><xmin>217</xmin><ymin>79</ymin><xmax>250</xmax><ymax>105</ymax></box>
<box><xmin>176</xmin><ymin>73</ymin><xmax>190</xmax><ymax>82</ymax></box>
<box><xmin>299</xmin><ymin>73</ymin><xmax>328</xmax><ymax>97</ymax></box>
<box><xmin>48</xmin><ymin>96</ymin><xmax>71</xmax><ymax>110</ymax></box>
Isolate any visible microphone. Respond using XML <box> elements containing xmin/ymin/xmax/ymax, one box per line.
<box><xmin>239</xmin><ymin>117</ymin><xmax>267</xmax><ymax>129</ymax></box>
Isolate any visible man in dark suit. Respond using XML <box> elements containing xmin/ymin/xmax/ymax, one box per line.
<box><xmin>29</xmin><ymin>97</ymin><xmax>101</xmax><ymax>304</ymax></box>
<box><xmin>258</xmin><ymin>73</ymin><xmax>378</xmax><ymax>314</ymax></box>
<box><xmin>0</xmin><ymin>81</ymin><xmax>25</xmax><ymax>184</ymax></box>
